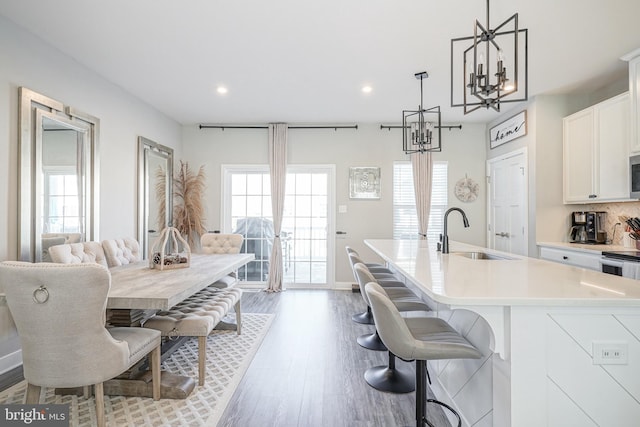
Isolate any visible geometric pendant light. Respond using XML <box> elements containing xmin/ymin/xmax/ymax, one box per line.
<box><xmin>450</xmin><ymin>0</ymin><xmax>528</xmax><ymax>114</ymax></box>
<box><xmin>403</xmin><ymin>71</ymin><xmax>442</xmax><ymax>153</ymax></box>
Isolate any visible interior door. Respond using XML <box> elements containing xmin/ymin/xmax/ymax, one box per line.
<box><xmin>487</xmin><ymin>149</ymin><xmax>528</xmax><ymax>255</ymax></box>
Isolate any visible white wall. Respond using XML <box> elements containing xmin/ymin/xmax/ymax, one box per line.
<box><xmin>181</xmin><ymin>122</ymin><xmax>487</xmax><ymax>284</ymax></box>
<box><xmin>0</xmin><ymin>15</ymin><xmax>182</xmax><ymax>373</ymax></box>
<box><xmin>486</xmin><ymin>91</ymin><xmax>625</xmax><ymax>256</ymax></box>
<box><xmin>533</xmin><ymin>95</ymin><xmax>578</xmax><ymax>249</ymax></box>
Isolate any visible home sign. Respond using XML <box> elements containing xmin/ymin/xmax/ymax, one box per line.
<box><xmin>490</xmin><ymin>110</ymin><xmax>527</xmax><ymax>149</ymax></box>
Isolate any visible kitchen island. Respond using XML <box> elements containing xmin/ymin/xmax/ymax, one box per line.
<box><xmin>365</xmin><ymin>239</ymin><xmax>640</xmax><ymax>427</ymax></box>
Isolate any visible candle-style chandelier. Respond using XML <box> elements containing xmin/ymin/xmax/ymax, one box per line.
<box><xmin>402</xmin><ymin>71</ymin><xmax>442</xmax><ymax>153</ymax></box>
<box><xmin>450</xmin><ymin>0</ymin><xmax>528</xmax><ymax>114</ymax></box>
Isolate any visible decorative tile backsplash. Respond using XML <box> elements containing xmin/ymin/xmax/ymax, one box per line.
<box><xmin>581</xmin><ymin>202</ymin><xmax>640</xmax><ymax>245</ymax></box>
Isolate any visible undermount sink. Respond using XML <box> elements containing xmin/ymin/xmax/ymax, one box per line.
<box><xmin>452</xmin><ymin>251</ymin><xmax>514</xmax><ymax>260</ymax></box>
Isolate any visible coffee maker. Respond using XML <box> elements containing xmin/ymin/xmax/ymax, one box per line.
<box><xmin>586</xmin><ymin>211</ymin><xmax>607</xmax><ymax>243</ymax></box>
<box><xmin>569</xmin><ymin>211</ymin><xmax>607</xmax><ymax>244</ymax></box>
<box><xmin>569</xmin><ymin>211</ymin><xmax>588</xmax><ymax>243</ymax></box>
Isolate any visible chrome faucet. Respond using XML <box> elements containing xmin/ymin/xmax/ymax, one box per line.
<box><xmin>441</xmin><ymin>207</ymin><xmax>470</xmax><ymax>254</ymax></box>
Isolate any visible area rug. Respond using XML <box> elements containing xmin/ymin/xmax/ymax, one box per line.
<box><xmin>0</xmin><ymin>313</ymin><xmax>273</xmax><ymax>426</ymax></box>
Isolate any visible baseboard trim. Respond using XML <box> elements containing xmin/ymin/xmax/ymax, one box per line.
<box><xmin>0</xmin><ymin>349</ymin><xmax>22</xmax><ymax>376</ymax></box>
<box><xmin>238</xmin><ymin>282</ymin><xmax>355</xmax><ymax>291</ymax></box>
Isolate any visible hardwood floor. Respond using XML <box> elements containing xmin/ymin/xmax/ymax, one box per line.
<box><xmin>218</xmin><ymin>289</ymin><xmax>452</xmax><ymax>427</ymax></box>
<box><xmin>0</xmin><ymin>365</ymin><xmax>23</xmax><ymax>392</ymax></box>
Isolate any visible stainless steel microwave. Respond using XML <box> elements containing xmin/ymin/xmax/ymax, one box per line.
<box><xmin>631</xmin><ymin>155</ymin><xmax>640</xmax><ymax>198</ymax></box>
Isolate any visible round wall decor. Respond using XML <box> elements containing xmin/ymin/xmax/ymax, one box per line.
<box><xmin>454</xmin><ymin>175</ymin><xmax>479</xmax><ymax>202</ymax></box>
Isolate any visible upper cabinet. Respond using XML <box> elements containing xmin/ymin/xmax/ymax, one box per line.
<box><xmin>563</xmin><ymin>92</ymin><xmax>630</xmax><ymax>204</ymax></box>
<box><xmin>623</xmin><ymin>49</ymin><xmax>640</xmax><ymax>154</ymax></box>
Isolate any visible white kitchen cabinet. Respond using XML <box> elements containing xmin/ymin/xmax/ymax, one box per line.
<box><xmin>563</xmin><ymin>92</ymin><xmax>630</xmax><ymax>203</ymax></box>
<box><xmin>539</xmin><ymin>246</ymin><xmax>601</xmax><ymax>271</ymax></box>
<box><xmin>623</xmin><ymin>49</ymin><xmax>640</xmax><ymax>154</ymax></box>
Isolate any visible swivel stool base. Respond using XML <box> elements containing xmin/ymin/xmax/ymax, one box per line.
<box><xmin>364</xmin><ymin>351</ymin><xmax>415</xmax><ymax>394</ymax></box>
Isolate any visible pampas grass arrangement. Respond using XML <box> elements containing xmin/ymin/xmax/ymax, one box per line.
<box><xmin>173</xmin><ymin>161</ymin><xmax>207</xmax><ymax>249</ymax></box>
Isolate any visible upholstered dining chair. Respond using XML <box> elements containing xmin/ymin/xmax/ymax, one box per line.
<box><xmin>41</xmin><ymin>233</ymin><xmax>82</xmax><ymax>261</ymax></box>
<box><xmin>49</xmin><ymin>241</ymin><xmax>109</xmax><ymax>267</ymax></box>
<box><xmin>102</xmin><ymin>237</ymin><xmax>142</xmax><ymax>267</ymax></box>
<box><xmin>200</xmin><ymin>233</ymin><xmax>244</xmax><ymax>288</ymax></box>
<box><xmin>41</xmin><ymin>236</ymin><xmax>66</xmax><ymax>262</ymax></box>
<box><xmin>0</xmin><ymin>262</ymin><xmax>162</xmax><ymax>427</ymax></box>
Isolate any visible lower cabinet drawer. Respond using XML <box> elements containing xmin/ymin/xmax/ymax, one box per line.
<box><xmin>539</xmin><ymin>247</ymin><xmax>601</xmax><ymax>271</ymax></box>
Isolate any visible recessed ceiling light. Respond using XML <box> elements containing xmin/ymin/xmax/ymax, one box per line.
<box><xmin>362</xmin><ymin>85</ymin><xmax>373</xmax><ymax>94</ymax></box>
<box><xmin>216</xmin><ymin>86</ymin><xmax>228</xmax><ymax>95</ymax></box>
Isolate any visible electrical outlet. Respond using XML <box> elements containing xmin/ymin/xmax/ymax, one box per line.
<box><xmin>592</xmin><ymin>341</ymin><xmax>628</xmax><ymax>365</ymax></box>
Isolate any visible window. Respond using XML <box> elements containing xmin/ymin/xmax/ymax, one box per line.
<box><xmin>393</xmin><ymin>161</ymin><xmax>448</xmax><ymax>240</ymax></box>
<box><xmin>43</xmin><ymin>169</ymin><xmax>82</xmax><ymax>233</ymax></box>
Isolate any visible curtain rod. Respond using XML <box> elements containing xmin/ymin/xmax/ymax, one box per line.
<box><xmin>199</xmin><ymin>124</ymin><xmax>358</xmax><ymax>131</ymax></box>
<box><xmin>379</xmin><ymin>124</ymin><xmax>463</xmax><ymax>131</ymax></box>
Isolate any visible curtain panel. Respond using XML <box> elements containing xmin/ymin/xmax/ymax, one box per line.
<box><xmin>411</xmin><ymin>151</ymin><xmax>433</xmax><ymax>239</ymax></box>
<box><xmin>265</xmin><ymin>123</ymin><xmax>288</xmax><ymax>292</ymax></box>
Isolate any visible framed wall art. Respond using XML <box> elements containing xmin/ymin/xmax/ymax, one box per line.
<box><xmin>490</xmin><ymin>110</ymin><xmax>527</xmax><ymax>149</ymax></box>
<box><xmin>349</xmin><ymin>167</ymin><xmax>380</xmax><ymax>199</ymax></box>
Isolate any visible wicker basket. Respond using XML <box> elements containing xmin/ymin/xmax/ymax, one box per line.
<box><xmin>149</xmin><ymin>227</ymin><xmax>191</xmax><ymax>270</ymax></box>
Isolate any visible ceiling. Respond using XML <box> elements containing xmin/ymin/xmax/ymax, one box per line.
<box><xmin>1</xmin><ymin>0</ymin><xmax>639</xmax><ymax>126</ymax></box>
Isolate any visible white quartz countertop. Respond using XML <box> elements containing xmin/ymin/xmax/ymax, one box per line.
<box><xmin>365</xmin><ymin>239</ymin><xmax>640</xmax><ymax>307</ymax></box>
<box><xmin>538</xmin><ymin>241</ymin><xmax>629</xmax><ymax>254</ymax></box>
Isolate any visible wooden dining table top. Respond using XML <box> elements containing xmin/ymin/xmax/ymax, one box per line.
<box><xmin>107</xmin><ymin>253</ymin><xmax>254</xmax><ymax>310</ymax></box>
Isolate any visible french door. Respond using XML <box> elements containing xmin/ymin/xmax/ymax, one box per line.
<box><xmin>222</xmin><ymin>165</ymin><xmax>335</xmax><ymax>287</ymax></box>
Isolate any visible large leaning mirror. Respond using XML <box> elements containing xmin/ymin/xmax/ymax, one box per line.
<box><xmin>138</xmin><ymin>136</ymin><xmax>173</xmax><ymax>259</ymax></box>
<box><xmin>19</xmin><ymin>87</ymin><xmax>100</xmax><ymax>262</ymax></box>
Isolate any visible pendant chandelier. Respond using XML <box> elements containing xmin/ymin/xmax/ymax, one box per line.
<box><xmin>450</xmin><ymin>0</ymin><xmax>528</xmax><ymax>114</ymax></box>
<box><xmin>403</xmin><ymin>71</ymin><xmax>442</xmax><ymax>153</ymax></box>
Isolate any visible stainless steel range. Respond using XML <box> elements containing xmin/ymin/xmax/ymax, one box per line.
<box><xmin>601</xmin><ymin>250</ymin><xmax>640</xmax><ymax>278</ymax></box>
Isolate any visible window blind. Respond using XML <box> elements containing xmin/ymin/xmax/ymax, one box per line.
<box><xmin>393</xmin><ymin>161</ymin><xmax>448</xmax><ymax>240</ymax></box>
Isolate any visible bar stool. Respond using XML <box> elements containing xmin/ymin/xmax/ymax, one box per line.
<box><xmin>365</xmin><ymin>282</ymin><xmax>482</xmax><ymax>427</ymax></box>
<box><xmin>354</xmin><ymin>263</ymin><xmax>431</xmax><ymax>394</ymax></box>
<box><xmin>346</xmin><ymin>246</ymin><xmax>387</xmax><ymax>270</ymax></box>
<box><xmin>354</xmin><ymin>263</ymin><xmax>430</xmax><ymax>349</ymax></box>
<box><xmin>348</xmin><ymin>251</ymin><xmax>406</xmax><ymax>325</ymax></box>
<box><xmin>348</xmin><ymin>251</ymin><xmax>396</xmax><ymax>279</ymax></box>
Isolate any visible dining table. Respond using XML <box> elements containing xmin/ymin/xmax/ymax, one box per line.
<box><xmin>100</xmin><ymin>252</ymin><xmax>255</xmax><ymax>399</ymax></box>
<box><xmin>107</xmin><ymin>252</ymin><xmax>254</xmax><ymax>310</ymax></box>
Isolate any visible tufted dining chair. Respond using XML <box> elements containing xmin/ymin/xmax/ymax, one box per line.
<box><xmin>200</xmin><ymin>233</ymin><xmax>244</xmax><ymax>288</ymax></box>
<box><xmin>49</xmin><ymin>241</ymin><xmax>109</xmax><ymax>267</ymax></box>
<box><xmin>0</xmin><ymin>262</ymin><xmax>161</xmax><ymax>427</ymax></box>
<box><xmin>102</xmin><ymin>237</ymin><xmax>142</xmax><ymax>267</ymax></box>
